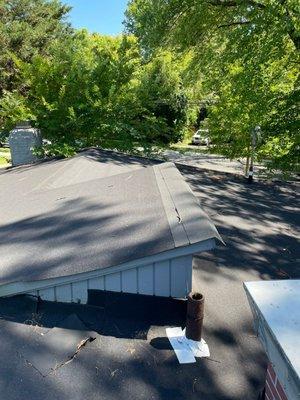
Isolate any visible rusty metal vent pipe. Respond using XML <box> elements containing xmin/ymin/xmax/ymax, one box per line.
<box><xmin>185</xmin><ymin>292</ymin><xmax>204</xmax><ymax>341</ymax></box>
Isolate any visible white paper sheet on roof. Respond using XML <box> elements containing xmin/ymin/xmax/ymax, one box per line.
<box><xmin>166</xmin><ymin>327</ymin><xmax>210</xmax><ymax>364</ymax></box>
<box><xmin>166</xmin><ymin>327</ymin><xmax>196</xmax><ymax>364</ymax></box>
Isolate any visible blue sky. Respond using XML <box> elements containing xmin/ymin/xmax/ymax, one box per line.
<box><xmin>66</xmin><ymin>0</ymin><xmax>129</xmax><ymax>35</ymax></box>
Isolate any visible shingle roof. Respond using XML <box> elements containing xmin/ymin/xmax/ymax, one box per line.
<box><xmin>0</xmin><ymin>148</ymin><xmax>222</xmax><ymax>284</ymax></box>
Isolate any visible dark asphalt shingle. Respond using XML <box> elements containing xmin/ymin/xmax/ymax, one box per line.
<box><xmin>0</xmin><ymin>148</ymin><xmax>159</xmax><ymax>195</ymax></box>
<box><xmin>0</xmin><ymin>166</ymin><xmax>174</xmax><ymax>283</ymax></box>
<box><xmin>0</xmin><ymin>149</ymin><xmax>221</xmax><ymax>285</ymax></box>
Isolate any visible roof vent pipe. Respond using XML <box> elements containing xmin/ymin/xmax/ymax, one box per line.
<box><xmin>185</xmin><ymin>292</ymin><xmax>204</xmax><ymax>341</ymax></box>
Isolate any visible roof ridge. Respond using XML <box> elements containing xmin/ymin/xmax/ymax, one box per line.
<box><xmin>153</xmin><ymin>163</ymin><xmax>190</xmax><ymax>248</ymax></box>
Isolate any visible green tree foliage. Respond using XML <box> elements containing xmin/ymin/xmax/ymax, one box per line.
<box><xmin>126</xmin><ymin>0</ymin><xmax>300</xmax><ymax>53</ymax></box>
<box><xmin>0</xmin><ymin>0</ymin><xmax>71</xmax><ymax>93</ymax></box>
<box><xmin>0</xmin><ymin>0</ymin><xmax>71</xmax><ymax>128</ymax></box>
<box><xmin>136</xmin><ymin>52</ymin><xmax>188</xmax><ymax>144</ymax></box>
<box><xmin>126</xmin><ymin>0</ymin><xmax>300</xmax><ymax>171</ymax></box>
<box><xmin>0</xmin><ymin>0</ymin><xmax>188</xmax><ymax>150</ymax></box>
<box><xmin>18</xmin><ymin>31</ymin><xmax>188</xmax><ymax>149</ymax></box>
<box><xmin>2</xmin><ymin>0</ymin><xmax>298</xmax><ymax>167</ymax></box>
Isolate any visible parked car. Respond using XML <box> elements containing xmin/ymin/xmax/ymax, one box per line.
<box><xmin>191</xmin><ymin>129</ymin><xmax>210</xmax><ymax>146</ymax></box>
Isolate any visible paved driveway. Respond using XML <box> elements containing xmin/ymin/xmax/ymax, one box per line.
<box><xmin>163</xmin><ymin>149</ymin><xmax>266</xmax><ymax>176</ymax></box>
<box><xmin>0</xmin><ymin>164</ymin><xmax>298</xmax><ymax>400</ymax></box>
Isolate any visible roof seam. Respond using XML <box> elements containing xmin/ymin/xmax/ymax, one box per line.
<box><xmin>157</xmin><ymin>163</ymin><xmax>224</xmax><ymax>245</ymax></box>
<box><xmin>153</xmin><ymin>164</ymin><xmax>189</xmax><ymax>248</ymax></box>
<box><xmin>157</xmin><ymin>164</ymin><xmax>191</xmax><ymax>245</ymax></box>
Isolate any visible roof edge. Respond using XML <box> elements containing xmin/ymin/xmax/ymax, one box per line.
<box><xmin>0</xmin><ymin>239</ymin><xmax>216</xmax><ymax>296</ymax></box>
<box><xmin>154</xmin><ymin>162</ymin><xmax>224</xmax><ymax>245</ymax></box>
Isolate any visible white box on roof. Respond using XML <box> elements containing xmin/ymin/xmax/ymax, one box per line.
<box><xmin>244</xmin><ymin>280</ymin><xmax>300</xmax><ymax>400</ymax></box>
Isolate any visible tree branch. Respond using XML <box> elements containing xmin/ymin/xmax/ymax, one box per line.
<box><xmin>208</xmin><ymin>0</ymin><xmax>299</xmax><ymax>51</ymax></box>
<box><xmin>208</xmin><ymin>0</ymin><xmax>266</xmax><ymax>10</ymax></box>
<box><xmin>283</xmin><ymin>5</ymin><xmax>300</xmax><ymax>51</ymax></box>
<box><xmin>217</xmin><ymin>20</ymin><xmax>251</xmax><ymax>28</ymax></box>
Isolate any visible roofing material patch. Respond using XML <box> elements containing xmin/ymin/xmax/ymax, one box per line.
<box><xmin>20</xmin><ymin>314</ymin><xmax>97</xmax><ymax>376</ymax></box>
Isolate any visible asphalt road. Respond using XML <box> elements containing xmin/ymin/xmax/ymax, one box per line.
<box><xmin>0</xmin><ymin>163</ymin><xmax>298</xmax><ymax>400</ymax></box>
<box><xmin>163</xmin><ymin>148</ymin><xmax>266</xmax><ymax>176</ymax></box>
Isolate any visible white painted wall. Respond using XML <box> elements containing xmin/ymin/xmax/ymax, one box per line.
<box><xmin>27</xmin><ymin>255</ymin><xmax>193</xmax><ymax>303</ymax></box>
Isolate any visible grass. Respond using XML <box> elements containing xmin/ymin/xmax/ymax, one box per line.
<box><xmin>169</xmin><ymin>142</ymin><xmax>210</xmax><ymax>154</ymax></box>
<box><xmin>0</xmin><ymin>148</ymin><xmax>11</xmax><ymax>168</ymax></box>
<box><xmin>165</xmin><ymin>133</ymin><xmax>212</xmax><ymax>154</ymax></box>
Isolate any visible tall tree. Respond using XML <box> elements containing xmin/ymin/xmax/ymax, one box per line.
<box><xmin>126</xmin><ymin>0</ymin><xmax>300</xmax><ymax>171</ymax></box>
<box><xmin>17</xmin><ymin>31</ymin><xmax>187</xmax><ymax>149</ymax></box>
<box><xmin>126</xmin><ymin>0</ymin><xmax>300</xmax><ymax>54</ymax></box>
<box><xmin>0</xmin><ymin>0</ymin><xmax>71</xmax><ymax>128</ymax></box>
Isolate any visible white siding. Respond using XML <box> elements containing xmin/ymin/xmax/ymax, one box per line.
<box><xmin>27</xmin><ymin>290</ymin><xmax>38</xmax><ymax>297</ymax></box>
<box><xmin>88</xmin><ymin>276</ymin><xmax>104</xmax><ymax>290</ymax></box>
<box><xmin>56</xmin><ymin>284</ymin><xmax>72</xmax><ymax>303</ymax></box>
<box><xmin>105</xmin><ymin>272</ymin><xmax>121</xmax><ymax>292</ymax></box>
<box><xmin>121</xmin><ymin>269</ymin><xmax>138</xmax><ymax>294</ymax></box>
<box><xmin>2</xmin><ymin>253</ymin><xmax>196</xmax><ymax>304</ymax></box>
<box><xmin>39</xmin><ymin>287</ymin><xmax>55</xmax><ymax>301</ymax></box>
<box><xmin>72</xmin><ymin>280</ymin><xmax>88</xmax><ymax>304</ymax></box>
<box><xmin>138</xmin><ymin>264</ymin><xmax>154</xmax><ymax>295</ymax></box>
<box><xmin>154</xmin><ymin>260</ymin><xmax>170</xmax><ymax>297</ymax></box>
<box><xmin>170</xmin><ymin>256</ymin><xmax>192</xmax><ymax>297</ymax></box>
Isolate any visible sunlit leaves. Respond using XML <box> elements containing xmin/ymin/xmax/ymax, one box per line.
<box><xmin>16</xmin><ymin>31</ymin><xmax>188</xmax><ymax>148</ymax></box>
<box><xmin>126</xmin><ymin>0</ymin><xmax>300</xmax><ymax>170</ymax></box>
